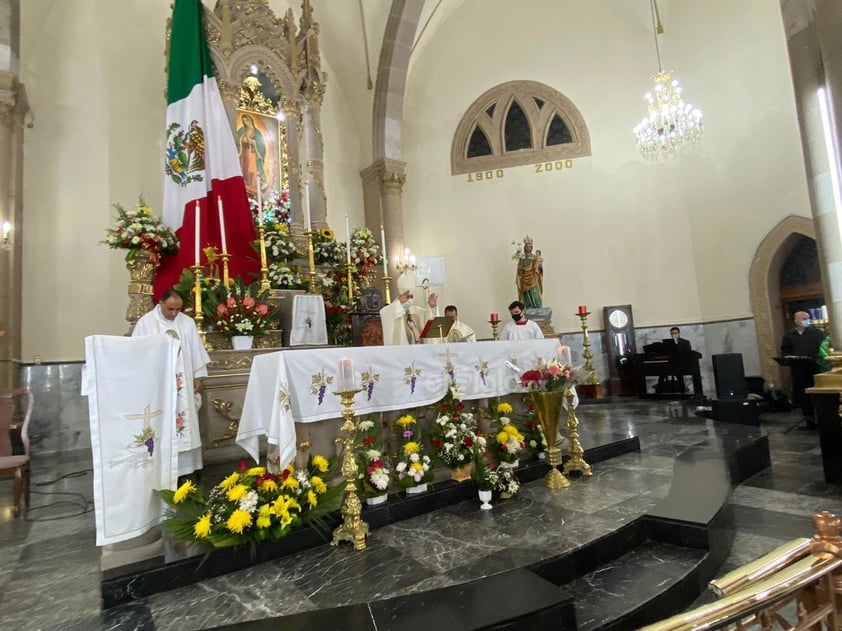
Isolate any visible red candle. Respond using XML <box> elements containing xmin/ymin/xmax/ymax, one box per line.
<box><xmin>577</xmin><ymin>305</ymin><xmax>587</xmax><ymax>315</ymax></box>
<box><xmin>490</xmin><ymin>312</ymin><xmax>499</xmax><ymax>322</ymax></box>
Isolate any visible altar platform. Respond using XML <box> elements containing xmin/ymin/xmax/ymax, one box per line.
<box><xmin>7</xmin><ymin>401</ymin><xmax>839</xmax><ymax>631</ymax></box>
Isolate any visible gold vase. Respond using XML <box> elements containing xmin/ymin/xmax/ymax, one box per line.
<box><xmin>125</xmin><ymin>250</ymin><xmax>159</xmax><ymax>331</ymax></box>
<box><xmin>450</xmin><ymin>462</ymin><xmax>473</xmax><ymax>482</ymax></box>
<box><xmin>529</xmin><ymin>391</ymin><xmax>571</xmax><ymax>489</ymax></box>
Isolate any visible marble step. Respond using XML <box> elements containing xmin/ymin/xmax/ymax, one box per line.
<box><xmin>560</xmin><ymin>540</ymin><xmax>708</xmax><ymax>631</ymax></box>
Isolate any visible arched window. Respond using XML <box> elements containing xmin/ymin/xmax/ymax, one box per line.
<box><xmin>451</xmin><ymin>80</ymin><xmax>590</xmax><ymax>175</ymax></box>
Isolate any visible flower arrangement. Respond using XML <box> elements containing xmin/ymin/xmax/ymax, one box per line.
<box><xmin>159</xmin><ymin>455</ymin><xmax>343</xmax><ymax>548</ymax></box>
<box><xmin>263</xmin><ymin>225</ymin><xmax>300</xmax><ymax>262</ymax></box>
<box><xmin>104</xmin><ymin>195</ymin><xmax>179</xmax><ymax>262</ymax></box>
<box><xmin>431</xmin><ymin>382</ymin><xmax>483</xmax><ymax>470</ymax></box>
<box><xmin>252</xmin><ymin>189</ymin><xmax>292</xmax><ymax>229</ymax></box>
<box><xmin>522</xmin><ymin>414</ymin><xmax>548</xmax><ymax>457</ymax></box>
<box><xmin>487</xmin><ymin>401</ymin><xmax>525</xmax><ymax>465</ymax></box>
<box><xmin>267</xmin><ymin>263</ymin><xmax>306</xmax><ymax>290</ymax></box>
<box><xmin>348</xmin><ymin>227</ymin><xmax>382</xmax><ymax>277</ymax></box>
<box><xmin>473</xmin><ymin>443</ymin><xmax>498</xmax><ymax>492</ymax></box>
<box><xmin>355</xmin><ymin>418</ymin><xmax>391</xmax><ymax>498</ymax></box>
<box><xmin>313</xmin><ymin>231</ymin><xmax>345</xmax><ymax>267</ymax></box>
<box><xmin>205</xmin><ymin>277</ymin><xmax>279</xmax><ymax>336</ymax></box>
<box><xmin>495</xmin><ymin>466</ymin><xmax>520</xmax><ymax>498</ymax></box>
<box><xmin>520</xmin><ymin>359</ymin><xmax>574</xmax><ymax>392</ymax></box>
<box><xmin>394</xmin><ymin>414</ymin><xmax>433</xmax><ymax>489</ymax></box>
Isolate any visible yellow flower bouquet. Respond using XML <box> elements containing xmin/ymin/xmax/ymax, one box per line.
<box><xmin>394</xmin><ymin>414</ymin><xmax>433</xmax><ymax>490</ymax></box>
<box><xmin>159</xmin><ymin>455</ymin><xmax>344</xmax><ymax>548</ymax></box>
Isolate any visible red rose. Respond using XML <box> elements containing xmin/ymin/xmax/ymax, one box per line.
<box><xmin>281</xmin><ymin>468</ymin><xmax>291</xmax><ymax>480</ymax></box>
<box><xmin>463</xmin><ymin>437</ymin><xmax>474</xmax><ymax>447</ymax></box>
<box><xmin>238</xmin><ymin>460</ymin><xmax>248</xmax><ymax>472</ymax></box>
<box><xmin>432</xmin><ymin>438</ymin><xmax>442</xmax><ymax>448</ymax></box>
<box><xmin>363</xmin><ymin>436</ymin><xmax>375</xmax><ymax>446</ymax></box>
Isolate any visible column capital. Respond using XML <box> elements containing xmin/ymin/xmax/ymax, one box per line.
<box><xmin>360</xmin><ymin>159</ymin><xmax>407</xmax><ymax>195</ymax></box>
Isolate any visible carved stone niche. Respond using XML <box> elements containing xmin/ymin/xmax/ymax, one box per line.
<box><xmin>193</xmin><ymin>0</ymin><xmax>328</xmax><ymax>231</ymax></box>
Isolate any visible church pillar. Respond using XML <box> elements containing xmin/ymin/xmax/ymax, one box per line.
<box><xmin>303</xmin><ymin>88</ymin><xmax>327</xmax><ymax>231</ymax></box>
<box><xmin>360</xmin><ymin>159</ymin><xmax>407</xmax><ymax>301</ymax></box>
<box><xmin>782</xmin><ymin>0</ymin><xmax>842</xmax><ymax>346</ymax></box>
<box><xmin>0</xmin><ymin>0</ymin><xmax>24</xmax><ymax>390</ymax></box>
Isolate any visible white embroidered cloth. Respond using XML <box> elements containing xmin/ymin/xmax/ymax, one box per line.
<box><xmin>288</xmin><ymin>294</ymin><xmax>328</xmax><ymax>346</ymax></box>
<box><xmin>236</xmin><ymin>339</ymin><xmax>565</xmax><ymax>463</ymax></box>
<box><xmin>83</xmin><ymin>335</ymin><xmax>179</xmax><ymax>546</ymax></box>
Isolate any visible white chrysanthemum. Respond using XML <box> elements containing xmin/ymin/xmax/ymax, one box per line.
<box><xmin>396</xmin><ymin>461</ymin><xmax>406</xmax><ymax>473</ymax></box>
<box><xmin>370</xmin><ymin>470</ymin><xmax>390</xmax><ymax>490</ymax></box>
<box><xmin>409</xmin><ymin>453</ymin><xmax>419</xmax><ymax>463</ymax></box>
<box><xmin>365</xmin><ymin>449</ymin><xmax>381</xmax><ymax>461</ymax></box>
<box><xmin>239</xmin><ymin>490</ymin><xmax>259</xmax><ymax>513</ymax></box>
<box><xmin>358</xmin><ymin>420</ymin><xmax>374</xmax><ymax>431</ymax></box>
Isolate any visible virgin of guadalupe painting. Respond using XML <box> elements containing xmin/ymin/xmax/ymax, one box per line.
<box><xmin>236</xmin><ymin>110</ymin><xmax>280</xmax><ymax>198</ymax></box>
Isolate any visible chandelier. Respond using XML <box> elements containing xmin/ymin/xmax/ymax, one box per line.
<box><xmin>395</xmin><ymin>248</ymin><xmax>417</xmax><ymax>274</ymax></box>
<box><xmin>633</xmin><ymin>0</ymin><xmax>703</xmax><ymax>159</ymax></box>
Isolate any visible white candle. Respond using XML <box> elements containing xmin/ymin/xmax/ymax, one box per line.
<box><xmin>558</xmin><ymin>345</ymin><xmax>572</xmax><ymax>367</ymax></box>
<box><xmin>345</xmin><ymin>215</ymin><xmax>352</xmax><ymax>265</ymax></box>
<box><xmin>337</xmin><ymin>356</ymin><xmax>356</xmax><ymax>391</ymax></box>
<box><xmin>380</xmin><ymin>224</ymin><xmax>388</xmax><ymax>275</ymax></box>
<box><xmin>194</xmin><ymin>201</ymin><xmax>201</xmax><ymax>265</ymax></box>
<box><xmin>217</xmin><ymin>197</ymin><xmax>228</xmax><ymax>254</ymax></box>
<box><xmin>256</xmin><ymin>184</ymin><xmax>263</xmax><ymax>226</ymax></box>
<box><xmin>303</xmin><ymin>181</ymin><xmax>311</xmax><ymax>231</ymax></box>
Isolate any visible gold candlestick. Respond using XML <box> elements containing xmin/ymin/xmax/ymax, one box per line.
<box><xmin>576</xmin><ymin>311</ymin><xmax>599</xmax><ymax>385</ymax></box>
<box><xmin>306</xmin><ymin>229</ymin><xmax>319</xmax><ymax>294</ymax></box>
<box><xmin>345</xmin><ymin>262</ymin><xmax>354</xmax><ymax>305</ymax></box>
<box><xmin>488</xmin><ymin>319</ymin><xmax>500</xmax><ymax>341</ymax></box>
<box><xmin>382</xmin><ymin>274</ymin><xmax>392</xmax><ymax>304</ymax></box>
<box><xmin>190</xmin><ymin>264</ymin><xmax>212</xmax><ymax>351</ymax></box>
<box><xmin>563</xmin><ymin>387</ymin><xmax>592</xmax><ymax>476</ymax></box>
<box><xmin>257</xmin><ymin>225</ymin><xmax>270</xmax><ymax>292</ymax></box>
<box><xmin>219</xmin><ymin>252</ymin><xmax>230</xmax><ymax>288</ymax></box>
<box><xmin>331</xmin><ymin>387</ymin><xmax>369</xmax><ymax>551</ymax></box>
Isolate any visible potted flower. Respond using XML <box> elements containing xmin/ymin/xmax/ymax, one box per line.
<box><xmin>488</xmin><ymin>401</ymin><xmax>525</xmax><ymax>468</ymax></box>
<box><xmin>355</xmin><ymin>418</ymin><xmax>391</xmax><ymax>505</ymax></box>
<box><xmin>495</xmin><ymin>466</ymin><xmax>520</xmax><ymax>499</ymax></box>
<box><xmin>103</xmin><ymin>195</ymin><xmax>179</xmax><ymax>264</ymax></box>
<box><xmin>159</xmin><ymin>454</ymin><xmax>342</xmax><ymax>548</ymax></box>
<box><xmin>205</xmin><ymin>277</ymin><xmax>280</xmax><ymax>349</ymax></box>
<box><xmin>473</xmin><ymin>443</ymin><xmax>498</xmax><ymax>510</ymax></box>
<box><xmin>431</xmin><ymin>382</ymin><xmax>481</xmax><ymax>481</ymax></box>
<box><xmin>394</xmin><ymin>414</ymin><xmax>433</xmax><ymax>494</ymax></box>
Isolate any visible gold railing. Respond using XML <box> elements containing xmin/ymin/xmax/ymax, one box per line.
<box><xmin>641</xmin><ymin>511</ymin><xmax>842</xmax><ymax>631</ymax></box>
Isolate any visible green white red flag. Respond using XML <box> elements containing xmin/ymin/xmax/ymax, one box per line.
<box><xmin>154</xmin><ymin>0</ymin><xmax>258</xmax><ymax>298</ymax></box>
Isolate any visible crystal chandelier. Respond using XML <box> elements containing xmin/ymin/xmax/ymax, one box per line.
<box><xmin>633</xmin><ymin>0</ymin><xmax>703</xmax><ymax>159</ymax></box>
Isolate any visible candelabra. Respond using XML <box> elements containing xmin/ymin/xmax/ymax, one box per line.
<box><xmin>257</xmin><ymin>225</ymin><xmax>270</xmax><ymax>292</ymax></box>
<box><xmin>190</xmin><ymin>264</ymin><xmax>212</xmax><ymax>351</ymax></box>
<box><xmin>488</xmin><ymin>319</ymin><xmax>500</xmax><ymax>341</ymax></box>
<box><xmin>382</xmin><ymin>275</ymin><xmax>392</xmax><ymax>304</ymax></box>
<box><xmin>576</xmin><ymin>311</ymin><xmax>599</xmax><ymax>385</ymax></box>
<box><xmin>563</xmin><ymin>387</ymin><xmax>592</xmax><ymax>477</ymax></box>
<box><xmin>305</xmin><ymin>229</ymin><xmax>319</xmax><ymax>294</ymax></box>
<box><xmin>394</xmin><ymin>248</ymin><xmax>417</xmax><ymax>275</ymax></box>
<box><xmin>219</xmin><ymin>252</ymin><xmax>230</xmax><ymax>288</ymax></box>
<box><xmin>331</xmin><ymin>387</ymin><xmax>368</xmax><ymax>551</ymax></box>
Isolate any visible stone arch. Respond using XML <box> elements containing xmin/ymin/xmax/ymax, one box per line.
<box><xmin>451</xmin><ymin>80</ymin><xmax>591</xmax><ymax>175</ymax></box>
<box><xmin>749</xmin><ymin>215</ymin><xmax>816</xmax><ymax>387</ymax></box>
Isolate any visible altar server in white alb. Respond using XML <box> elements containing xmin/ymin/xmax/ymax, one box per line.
<box><xmin>133</xmin><ymin>288</ymin><xmax>211</xmax><ymax>477</ymax></box>
<box><xmin>380</xmin><ymin>272</ymin><xmax>437</xmax><ymax>345</ymax></box>
<box><xmin>500</xmin><ymin>300</ymin><xmax>544</xmax><ymax>341</ymax></box>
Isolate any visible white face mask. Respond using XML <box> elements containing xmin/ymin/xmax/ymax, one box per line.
<box><xmin>404</xmin><ymin>298</ymin><xmax>414</xmax><ymax>309</ymax></box>
<box><xmin>671</xmin><ymin>334</ymin><xmax>679</xmax><ymax>342</ymax></box>
<box><xmin>800</xmin><ymin>320</ymin><xmax>810</xmax><ymax>328</ymax></box>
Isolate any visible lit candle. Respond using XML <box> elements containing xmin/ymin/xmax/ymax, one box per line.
<box><xmin>380</xmin><ymin>224</ymin><xmax>388</xmax><ymax>275</ymax></box>
<box><xmin>577</xmin><ymin>305</ymin><xmax>587</xmax><ymax>315</ymax></box>
<box><xmin>345</xmin><ymin>215</ymin><xmax>352</xmax><ymax>265</ymax></box>
<box><xmin>337</xmin><ymin>356</ymin><xmax>356</xmax><ymax>391</ymax></box>
<box><xmin>217</xmin><ymin>197</ymin><xmax>228</xmax><ymax>254</ymax></box>
<box><xmin>194</xmin><ymin>200</ymin><xmax>201</xmax><ymax>265</ymax></box>
<box><xmin>490</xmin><ymin>312</ymin><xmax>499</xmax><ymax>323</ymax></box>
<box><xmin>256</xmin><ymin>184</ymin><xmax>263</xmax><ymax>226</ymax></box>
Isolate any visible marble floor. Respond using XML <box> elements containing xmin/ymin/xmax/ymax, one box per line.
<box><xmin>0</xmin><ymin>400</ymin><xmax>839</xmax><ymax>631</ymax></box>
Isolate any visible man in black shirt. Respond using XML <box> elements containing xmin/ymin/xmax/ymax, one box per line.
<box><xmin>781</xmin><ymin>311</ymin><xmax>825</xmax><ymax>429</ymax></box>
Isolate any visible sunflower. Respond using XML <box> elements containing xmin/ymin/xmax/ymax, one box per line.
<box><xmin>320</xmin><ymin>228</ymin><xmax>334</xmax><ymax>241</ymax></box>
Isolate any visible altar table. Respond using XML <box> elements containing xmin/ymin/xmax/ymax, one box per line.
<box><xmin>235</xmin><ymin>339</ymin><xmax>561</xmax><ymax>463</ymax></box>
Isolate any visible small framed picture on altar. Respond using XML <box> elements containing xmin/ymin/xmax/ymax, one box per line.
<box><xmin>235</xmin><ymin>109</ymin><xmax>286</xmax><ymax>200</ymax></box>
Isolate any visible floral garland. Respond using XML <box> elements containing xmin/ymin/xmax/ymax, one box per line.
<box><xmin>159</xmin><ymin>455</ymin><xmax>343</xmax><ymax>548</ymax></box>
<box><xmin>394</xmin><ymin>414</ymin><xmax>433</xmax><ymax>489</ymax></box>
<box><xmin>355</xmin><ymin>419</ymin><xmax>391</xmax><ymax>498</ymax></box>
<box><xmin>431</xmin><ymin>383</ymin><xmax>483</xmax><ymax>470</ymax></box>
<box><xmin>103</xmin><ymin>195</ymin><xmax>178</xmax><ymax>263</ymax></box>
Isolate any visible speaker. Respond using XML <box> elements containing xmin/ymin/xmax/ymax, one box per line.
<box><xmin>712</xmin><ymin>399</ymin><xmax>760</xmax><ymax>426</ymax></box>
<box><xmin>713</xmin><ymin>353</ymin><xmax>747</xmax><ymax>400</ymax></box>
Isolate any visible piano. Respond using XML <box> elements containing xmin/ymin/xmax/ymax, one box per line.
<box><xmin>633</xmin><ymin>341</ymin><xmax>703</xmax><ymax>399</ymax></box>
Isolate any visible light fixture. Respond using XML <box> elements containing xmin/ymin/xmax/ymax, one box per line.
<box><xmin>395</xmin><ymin>248</ymin><xmax>416</xmax><ymax>274</ymax></box>
<box><xmin>275</xmin><ymin>109</ymin><xmax>286</xmax><ymax>122</ymax></box>
<box><xmin>633</xmin><ymin>0</ymin><xmax>703</xmax><ymax>159</ymax></box>
<box><xmin>1</xmin><ymin>220</ymin><xmax>10</xmax><ymax>251</ymax></box>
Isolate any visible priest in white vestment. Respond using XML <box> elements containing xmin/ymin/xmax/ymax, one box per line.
<box><xmin>132</xmin><ymin>289</ymin><xmax>210</xmax><ymax>476</ymax></box>
<box><xmin>444</xmin><ymin>305</ymin><xmax>476</xmax><ymax>342</ymax></box>
<box><xmin>380</xmin><ymin>272</ymin><xmax>437</xmax><ymax>345</ymax></box>
<box><xmin>500</xmin><ymin>300</ymin><xmax>544</xmax><ymax>341</ymax></box>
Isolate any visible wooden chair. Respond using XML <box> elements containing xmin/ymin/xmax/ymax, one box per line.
<box><xmin>0</xmin><ymin>388</ymin><xmax>33</xmax><ymax>517</ymax></box>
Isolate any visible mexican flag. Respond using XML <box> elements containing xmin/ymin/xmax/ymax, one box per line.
<box><xmin>154</xmin><ymin>0</ymin><xmax>258</xmax><ymax>298</ymax></box>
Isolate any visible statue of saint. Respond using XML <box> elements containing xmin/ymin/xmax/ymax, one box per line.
<box><xmin>516</xmin><ymin>236</ymin><xmax>543</xmax><ymax>309</ymax></box>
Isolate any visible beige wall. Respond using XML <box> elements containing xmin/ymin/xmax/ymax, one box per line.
<box><xmin>20</xmin><ymin>0</ymin><xmax>364</xmax><ymax>361</ymax></box>
<box><xmin>401</xmin><ymin>0</ymin><xmax>811</xmax><ymax>335</ymax></box>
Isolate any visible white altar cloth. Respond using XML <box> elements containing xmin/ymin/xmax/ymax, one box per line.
<box><xmin>236</xmin><ymin>339</ymin><xmax>561</xmax><ymax>464</ymax></box>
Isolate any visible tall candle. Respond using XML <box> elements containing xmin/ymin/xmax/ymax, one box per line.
<box><xmin>577</xmin><ymin>305</ymin><xmax>587</xmax><ymax>315</ymax></box>
<box><xmin>303</xmin><ymin>181</ymin><xmax>311</xmax><ymax>231</ymax></box>
<box><xmin>557</xmin><ymin>344</ymin><xmax>572</xmax><ymax>367</ymax></box>
<box><xmin>217</xmin><ymin>197</ymin><xmax>228</xmax><ymax>254</ymax></box>
<box><xmin>345</xmin><ymin>215</ymin><xmax>352</xmax><ymax>265</ymax></box>
<box><xmin>337</xmin><ymin>356</ymin><xmax>356</xmax><ymax>391</ymax></box>
<box><xmin>380</xmin><ymin>224</ymin><xmax>388</xmax><ymax>275</ymax></box>
<box><xmin>256</xmin><ymin>184</ymin><xmax>263</xmax><ymax>226</ymax></box>
<box><xmin>194</xmin><ymin>200</ymin><xmax>201</xmax><ymax>265</ymax></box>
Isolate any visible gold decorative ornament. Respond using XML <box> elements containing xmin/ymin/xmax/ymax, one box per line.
<box><xmin>529</xmin><ymin>391</ymin><xmax>570</xmax><ymax>489</ymax></box>
<box><xmin>257</xmin><ymin>224</ymin><xmax>270</xmax><ymax>293</ymax></box>
<box><xmin>208</xmin><ymin>398</ymin><xmax>240</xmax><ymax>448</ymax></box>
<box><xmin>563</xmin><ymin>388</ymin><xmax>591</xmax><ymax>476</ymax></box>
<box><xmin>125</xmin><ymin>250</ymin><xmax>159</xmax><ymax>330</ymax></box>
<box><xmin>331</xmin><ymin>387</ymin><xmax>369</xmax><ymax>551</ymax></box>
<box><xmin>191</xmin><ymin>264</ymin><xmax>212</xmax><ymax>351</ymax></box>
<box><xmin>576</xmin><ymin>310</ymin><xmax>600</xmax><ymax>386</ymax></box>
<box><xmin>488</xmin><ymin>319</ymin><xmax>500</xmax><ymax>341</ymax></box>
<box><xmin>450</xmin><ymin>462</ymin><xmax>473</xmax><ymax>483</ymax></box>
